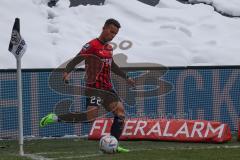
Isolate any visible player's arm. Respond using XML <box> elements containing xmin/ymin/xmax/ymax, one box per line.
<box><xmin>63</xmin><ymin>43</ymin><xmax>93</xmax><ymax>83</ymax></box>
<box><xmin>65</xmin><ymin>54</ymin><xmax>85</xmax><ymax>73</ymax></box>
<box><xmin>111</xmin><ymin>60</ymin><xmax>135</xmax><ymax>86</ymax></box>
<box><xmin>63</xmin><ymin>54</ymin><xmax>85</xmax><ymax>83</ymax></box>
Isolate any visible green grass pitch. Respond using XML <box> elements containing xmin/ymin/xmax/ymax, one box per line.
<box><xmin>1</xmin><ymin>136</ymin><xmax>240</xmax><ymax>160</ymax></box>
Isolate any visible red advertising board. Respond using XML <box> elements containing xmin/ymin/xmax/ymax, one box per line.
<box><xmin>89</xmin><ymin>118</ymin><xmax>231</xmax><ymax>143</ymax></box>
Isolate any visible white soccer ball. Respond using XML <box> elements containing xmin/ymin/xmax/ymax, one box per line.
<box><xmin>99</xmin><ymin>135</ymin><xmax>118</xmax><ymax>153</ymax></box>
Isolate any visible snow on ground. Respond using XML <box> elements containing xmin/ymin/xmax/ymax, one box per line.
<box><xmin>0</xmin><ymin>0</ymin><xmax>240</xmax><ymax>68</ymax></box>
<box><xmin>189</xmin><ymin>0</ymin><xmax>240</xmax><ymax>16</ymax></box>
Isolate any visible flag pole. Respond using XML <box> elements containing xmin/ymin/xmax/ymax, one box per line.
<box><xmin>17</xmin><ymin>57</ymin><xmax>24</xmax><ymax>156</ymax></box>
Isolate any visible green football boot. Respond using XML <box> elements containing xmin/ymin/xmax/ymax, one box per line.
<box><xmin>40</xmin><ymin>113</ymin><xmax>57</xmax><ymax>127</ymax></box>
<box><xmin>117</xmin><ymin>146</ymin><xmax>130</xmax><ymax>153</ymax></box>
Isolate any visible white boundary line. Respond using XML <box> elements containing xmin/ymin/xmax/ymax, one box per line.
<box><xmin>52</xmin><ymin>154</ymin><xmax>103</xmax><ymax>160</ymax></box>
<box><xmin>25</xmin><ymin>145</ymin><xmax>240</xmax><ymax>160</ymax></box>
<box><xmin>25</xmin><ymin>152</ymin><xmax>103</xmax><ymax>160</ymax></box>
<box><xmin>24</xmin><ymin>154</ymin><xmax>53</xmax><ymax>160</ymax></box>
<box><xmin>130</xmin><ymin>145</ymin><xmax>240</xmax><ymax>151</ymax></box>
<box><xmin>36</xmin><ymin>152</ymin><xmax>74</xmax><ymax>155</ymax></box>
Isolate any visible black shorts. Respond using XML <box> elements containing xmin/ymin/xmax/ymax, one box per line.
<box><xmin>86</xmin><ymin>89</ymin><xmax>120</xmax><ymax>108</ymax></box>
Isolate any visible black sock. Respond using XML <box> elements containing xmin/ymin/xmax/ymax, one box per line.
<box><xmin>110</xmin><ymin>116</ymin><xmax>125</xmax><ymax>140</ymax></box>
<box><xmin>58</xmin><ymin>112</ymin><xmax>88</xmax><ymax>123</ymax></box>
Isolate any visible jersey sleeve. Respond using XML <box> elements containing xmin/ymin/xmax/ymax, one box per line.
<box><xmin>64</xmin><ymin>42</ymin><xmax>94</xmax><ymax>73</ymax></box>
<box><xmin>79</xmin><ymin>42</ymin><xmax>94</xmax><ymax>56</ymax></box>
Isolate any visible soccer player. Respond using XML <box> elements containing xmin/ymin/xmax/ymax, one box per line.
<box><xmin>40</xmin><ymin>18</ymin><xmax>135</xmax><ymax>153</ymax></box>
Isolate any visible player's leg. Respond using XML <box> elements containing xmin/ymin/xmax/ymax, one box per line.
<box><xmin>58</xmin><ymin>106</ymin><xmax>98</xmax><ymax>122</ymax></box>
<box><xmin>108</xmin><ymin>101</ymin><xmax>129</xmax><ymax>153</ymax></box>
<box><xmin>40</xmin><ymin>107</ymin><xmax>98</xmax><ymax>127</ymax></box>
<box><xmin>40</xmin><ymin>96</ymin><xmax>100</xmax><ymax>127</ymax></box>
<box><xmin>109</xmin><ymin>101</ymin><xmax>125</xmax><ymax>140</ymax></box>
<box><xmin>99</xmin><ymin>89</ymin><xmax>129</xmax><ymax>152</ymax></box>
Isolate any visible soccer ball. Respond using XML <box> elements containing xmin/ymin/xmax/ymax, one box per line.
<box><xmin>99</xmin><ymin>135</ymin><xmax>118</xmax><ymax>153</ymax></box>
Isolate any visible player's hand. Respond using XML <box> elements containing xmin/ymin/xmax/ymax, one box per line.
<box><xmin>63</xmin><ymin>72</ymin><xmax>70</xmax><ymax>84</ymax></box>
<box><xmin>126</xmin><ymin>77</ymin><xmax>135</xmax><ymax>87</ymax></box>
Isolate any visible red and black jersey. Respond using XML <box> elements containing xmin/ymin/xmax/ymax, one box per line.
<box><xmin>65</xmin><ymin>38</ymin><xmax>128</xmax><ymax>91</ymax></box>
<box><xmin>79</xmin><ymin>38</ymin><xmax>113</xmax><ymax>90</ymax></box>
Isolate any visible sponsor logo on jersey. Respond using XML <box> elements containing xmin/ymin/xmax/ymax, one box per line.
<box><xmin>83</xmin><ymin>43</ymin><xmax>90</xmax><ymax>50</ymax></box>
<box><xmin>102</xmin><ymin>58</ymin><xmax>112</xmax><ymax>65</ymax></box>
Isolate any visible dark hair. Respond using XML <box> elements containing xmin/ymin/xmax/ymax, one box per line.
<box><xmin>104</xmin><ymin>18</ymin><xmax>121</xmax><ymax>28</ymax></box>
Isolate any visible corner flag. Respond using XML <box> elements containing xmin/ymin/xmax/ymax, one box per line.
<box><xmin>8</xmin><ymin>17</ymin><xmax>27</xmax><ymax>156</ymax></box>
<box><xmin>8</xmin><ymin>18</ymin><xmax>27</xmax><ymax>58</ymax></box>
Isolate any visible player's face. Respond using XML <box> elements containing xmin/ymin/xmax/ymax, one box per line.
<box><xmin>102</xmin><ymin>24</ymin><xmax>119</xmax><ymax>42</ymax></box>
